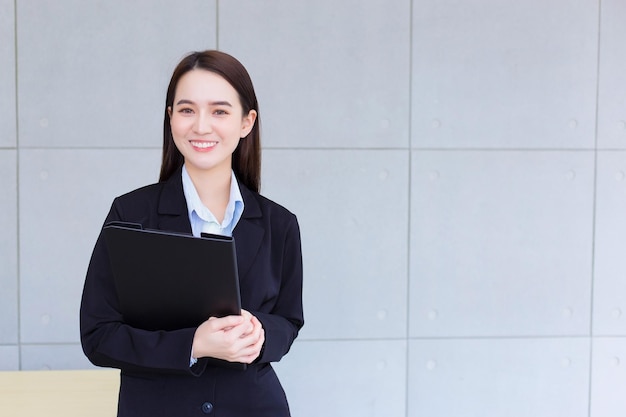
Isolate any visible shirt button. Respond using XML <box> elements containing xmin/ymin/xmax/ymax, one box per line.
<box><xmin>201</xmin><ymin>402</ymin><xmax>214</xmax><ymax>414</ymax></box>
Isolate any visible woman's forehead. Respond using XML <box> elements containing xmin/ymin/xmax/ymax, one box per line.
<box><xmin>174</xmin><ymin>69</ymin><xmax>238</xmax><ymax>103</ymax></box>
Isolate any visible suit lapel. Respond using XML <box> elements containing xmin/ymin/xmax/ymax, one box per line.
<box><xmin>233</xmin><ymin>185</ymin><xmax>264</xmax><ymax>282</ymax></box>
<box><xmin>156</xmin><ymin>168</ymin><xmax>193</xmax><ymax>234</ymax></box>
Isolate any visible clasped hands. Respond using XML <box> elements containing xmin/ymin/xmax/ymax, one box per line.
<box><xmin>192</xmin><ymin>309</ymin><xmax>265</xmax><ymax>364</ymax></box>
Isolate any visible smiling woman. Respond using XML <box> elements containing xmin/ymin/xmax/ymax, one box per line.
<box><xmin>160</xmin><ymin>51</ymin><xmax>262</xmax><ymax>194</ymax></box>
<box><xmin>79</xmin><ymin>50</ymin><xmax>304</xmax><ymax>417</ymax></box>
<box><xmin>167</xmin><ymin>70</ymin><xmax>257</xmax><ymax>217</ymax></box>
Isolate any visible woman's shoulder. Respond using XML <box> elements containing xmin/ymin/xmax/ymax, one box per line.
<box><xmin>107</xmin><ymin>180</ymin><xmax>175</xmax><ymax>222</ymax></box>
<box><xmin>102</xmin><ymin>172</ymin><xmax>187</xmax><ymax>228</ymax></box>
<box><xmin>114</xmin><ymin>181</ymin><xmax>165</xmax><ymax>205</ymax></box>
<box><xmin>244</xmin><ymin>187</ymin><xmax>297</xmax><ymax>221</ymax></box>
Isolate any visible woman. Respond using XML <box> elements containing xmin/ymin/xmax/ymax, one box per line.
<box><xmin>80</xmin><ymin>50</ymin><xmax>304</xmax><ymax>417</ymax></box>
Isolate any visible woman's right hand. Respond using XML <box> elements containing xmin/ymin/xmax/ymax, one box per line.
<box><xmin>191</xmin><ymin>309</ymin><xmax>264</xmax><ymax>364</ymax></box>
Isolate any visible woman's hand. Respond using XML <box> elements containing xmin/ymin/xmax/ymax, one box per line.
<box><xmin>192</xmin><ymin>309</ymin><xmax>265</xmax><ymax>364</ymax></box>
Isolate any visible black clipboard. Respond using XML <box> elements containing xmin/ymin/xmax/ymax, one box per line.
<box><xmin>103</xmin><ymin>222</ymin><xmax>246</xmax><ymax>370</ymax></box>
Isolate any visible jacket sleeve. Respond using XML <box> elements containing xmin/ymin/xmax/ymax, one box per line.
<box><xmin>79</xmin><ymin>200</ymin><xmax>205</xmax><ymax>376</ymax></box>
<box><xmin>252</xmin><ymin>213</ymin><xmax>304</xmax><ymax>364</ymax></box>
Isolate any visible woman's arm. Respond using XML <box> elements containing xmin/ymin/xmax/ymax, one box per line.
<box><xmin>251</xmin><ymin>214</ymin><xmax>304</xmax><ymax>364</ymax></box>
<box><xmin>80</xmin><ymin>201</ymin><xmax>201</xmax><ymax>375</ymax></box>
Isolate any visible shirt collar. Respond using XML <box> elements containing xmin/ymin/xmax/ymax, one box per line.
<box><xmin>181</xmin><ymin>165</ymin><xmax>244</xmax><ymax>233</ymax></box>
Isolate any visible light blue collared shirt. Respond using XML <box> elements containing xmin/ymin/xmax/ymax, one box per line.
<box><xmin>181</xmin><ymin>165</ymin><xmax>244</xmax><ymax>238</ymax></box>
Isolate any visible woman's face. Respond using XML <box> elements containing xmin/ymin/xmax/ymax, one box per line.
<box><xmin>168</xmin><ymin>69</ymin><xmax>256</xmax><ymax>177</ymax></box>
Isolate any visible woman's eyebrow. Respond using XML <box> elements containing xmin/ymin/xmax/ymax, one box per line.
<box><xmin>175</xmin><ymin>99</ymin><xmax>195</xmax><ymax>106</ymax></box>
<box><xmin>209</xmin><ymin>100</ymin><xmax>233</xmax><ymax>107</ymax></box>
<box><xmin>175</xmin><ymin>99</ymin><xmax>233</xmax><ymax>107</ymax></box>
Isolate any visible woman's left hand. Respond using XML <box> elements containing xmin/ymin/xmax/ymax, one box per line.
<box><xmin>236</xmin><ymin>310</ymin><xmax>265</xmax><ymax>363</ymax></box>
<box><xmin>191</xmin><ymin>309</ymin><xmax>265</xmax><ymax>364</ymax></box>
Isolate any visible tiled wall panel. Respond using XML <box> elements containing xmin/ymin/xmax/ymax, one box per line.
<box><xmin>409</xmin><ymin>338</ymin><xmax>590</xmax><ymax>417</ymax></box>
<box><xmin>0</xmin><ymin>345</ymin><xmax>19</xmax><ymax>370</ymax></box>
<box><xmin>590</xmin><ymin>337</ymin><xmax>626</xmax><ymax>417</ymax></box>
<box><xmin>16</xmin><ymin>0</ymin><xmax>216</xmax><ymax>148</ymax></box>
<box><xmin>0</xmin><ymin>150</ymin><xmax>18</xmax><ymax>344</ymax></box>
<box><xmin>593</xmin><ymin>151</ymin><xmax>626</xmax><ymax>335</ymax></box>
<box><xmin>219</xmin><ymin>0</ymin><xmax>410</xmax><ymax>149</ymax></box>
<box><xmin>410</xmin><ymin>151</ymin><xmax>594</xmax><ymax>337</ymax></box>
<box><xmin>412</xmin><ymin>0</ymin><xmax>598</xmax><ymax>149</ymax></box>
<box><xmin>19</xmin><ymin>149</ymin><xmax>160</xmax><ymax>343</ymax></box>
<box><xmin>0</xmin><ymin>0</ymin><xmax>16</xmax><ymax>147</ymax></box>
<box><xmin>597</xmin><ymin>0</ymin><xmax>626</xmax><ymax>148</ymax></box>
<box><xmin>20</xmin><ymin>344</ymin><xmax>93</xmax><ymax>370</ymax></box>
<box><xmin>262</xmin><ymin>150</ymin><xmax>409</xmax><ymax>340</ymax></box>
<box><xmin>275</xmin><ymin>340</ymin><xmax>407</xmax><ymax>417</ymax></box>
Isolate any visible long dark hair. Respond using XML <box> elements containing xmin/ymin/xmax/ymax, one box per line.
<box><xmin>159</xmin><ymin>50</ymin><xmax>261</xmax><ymax>192</ymax></box>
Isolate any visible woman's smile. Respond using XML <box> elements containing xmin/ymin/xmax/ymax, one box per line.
<box><xmin>189</xmin><ymin>140</ymin><xmax>218</xmax><ymax>151</ymax></box>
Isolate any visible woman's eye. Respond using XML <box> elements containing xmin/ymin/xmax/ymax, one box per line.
<box><xmin>178</xmin><ymin>108</ymin><xmax>194</xmax><ymax>114</ymax></box>
<box><xmin>214</xmin><ymin>109</ymin><xmax>228</xmax><ymax>116</ymax></box>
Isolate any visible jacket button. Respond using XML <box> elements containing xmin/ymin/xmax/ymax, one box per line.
<box><xmin>201</xmin><ymin>402</ymin><xmax>214</xmax><ymax>414</ymax></box>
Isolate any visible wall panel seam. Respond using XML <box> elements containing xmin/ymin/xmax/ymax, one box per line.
<box><xmin>215</xmin><ymin>0</ymin><xmax>220</xmax><ymax>50</ymax></box>
<box><xmin>406</xmin><ymin>0</ymin><xmax>414</xmax><ymax>416</ymax></box>
<box><xmin>587</xmin><ymin>0</ymin><xmax>604</xmax><ymax>415</ymax></box>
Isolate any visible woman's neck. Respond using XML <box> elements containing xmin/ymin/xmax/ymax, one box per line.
<box><xmin>186</xmin><ymin>164</ymin><xmax>231</xmax><ymax>223</ymax></box>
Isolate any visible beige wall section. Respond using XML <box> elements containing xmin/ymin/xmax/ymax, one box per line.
<box><xmin>1</xmin><ymin>0</ymin><xmax>625</xmax><ymax>416</ymax></box>
<box><xmin>0</xmin><ymin>370</ymin><xmax>119</xmax><ymax>417</ymax></box>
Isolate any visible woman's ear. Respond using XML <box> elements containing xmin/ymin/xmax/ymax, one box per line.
<box><xmin>167</xmin><ymin>106</ymin><xmax>173</xmax><ymax>118</ymax></box>
<box><xmin>240</xmin><ymin>109</ymin><xmax>257</xmax><ymax>138</ymax></box>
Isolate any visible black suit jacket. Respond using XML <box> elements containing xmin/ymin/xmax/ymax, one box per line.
<box><xmin>80</xmin><ymin>169</ymin><xmax>304</xmax><ymax>417</ymax></box>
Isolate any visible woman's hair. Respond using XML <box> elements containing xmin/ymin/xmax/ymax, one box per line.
<box><xmin>159</xmin><ymin>50</ymin><xmax>261</xmax><ymax>192</ymax></box>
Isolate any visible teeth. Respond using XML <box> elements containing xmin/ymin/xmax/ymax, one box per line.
<box><xmin>191</xmin><ymin>141</ymin><xmax>216</xmax><ymax>149</ymax></box>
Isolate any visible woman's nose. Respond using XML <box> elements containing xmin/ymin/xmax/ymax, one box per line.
<box><xmin>193</xmin><ymin>112</ymin><xmax>213</xmax><ymax>134</ymax></box>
